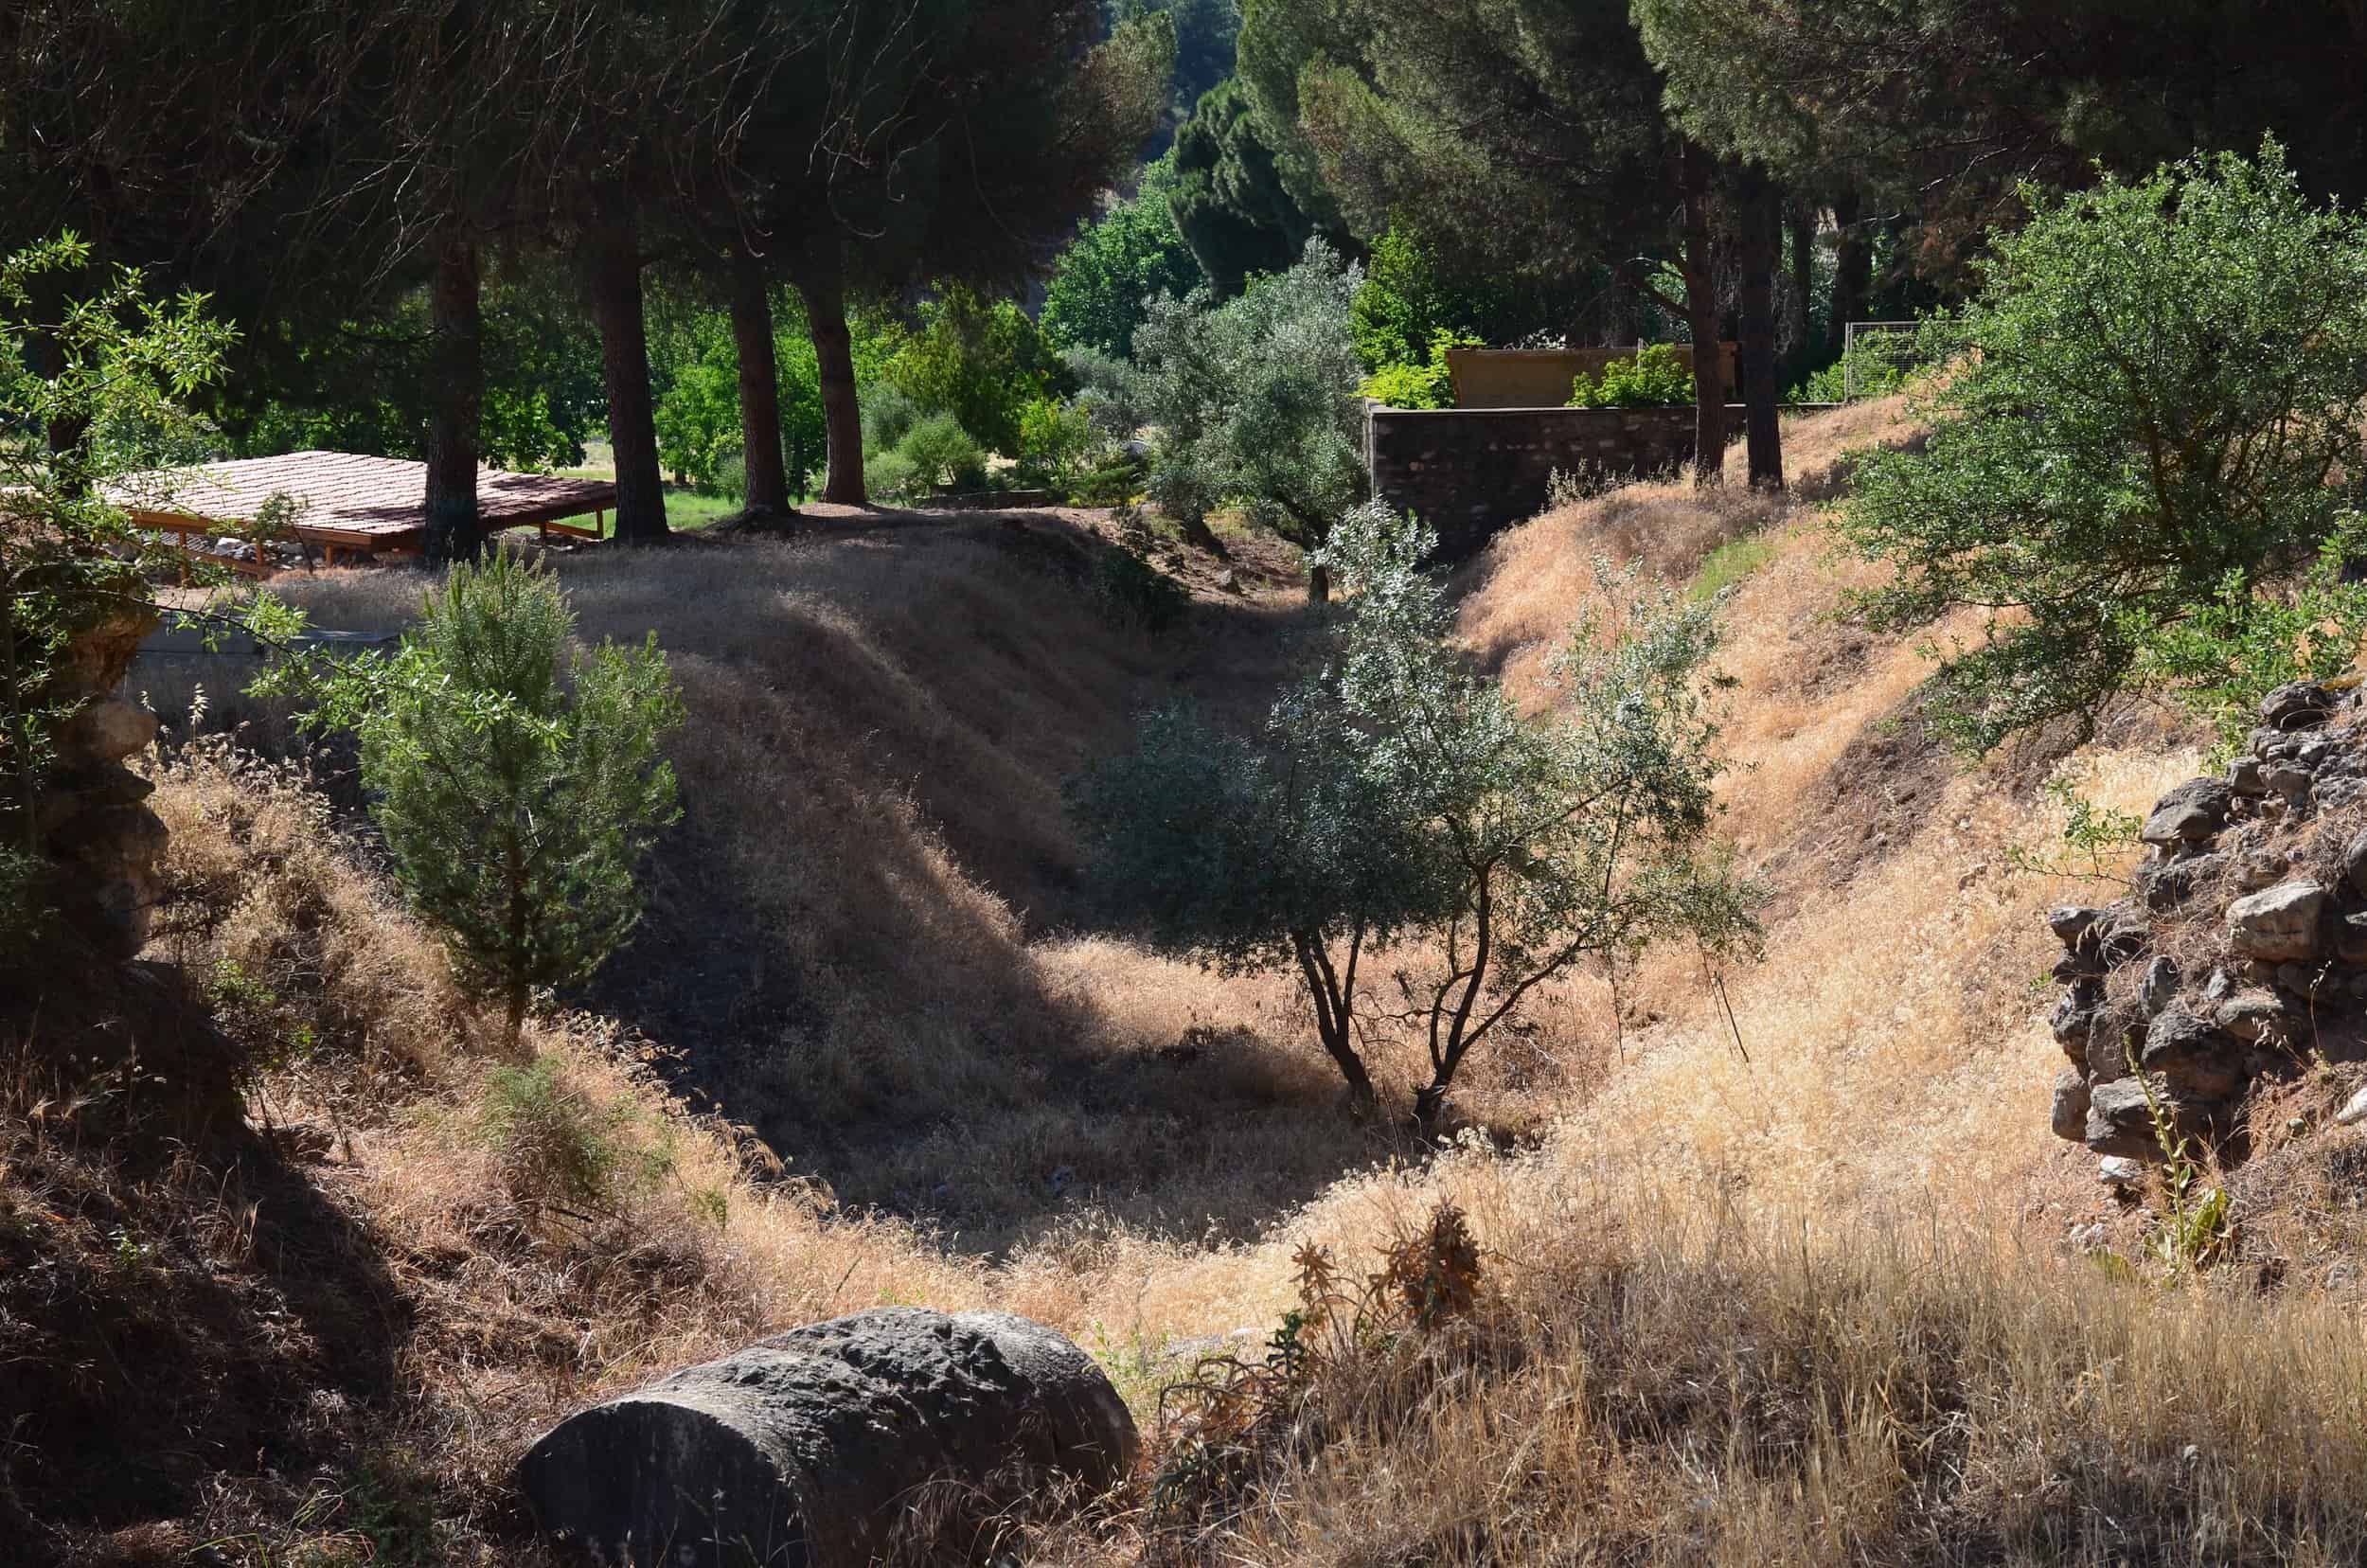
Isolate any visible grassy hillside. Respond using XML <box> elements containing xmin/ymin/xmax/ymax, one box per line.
<box><xmin>19</xmin><ymin>403</ymin><xmax>2367</xmax><ymax>1564</ymax></box>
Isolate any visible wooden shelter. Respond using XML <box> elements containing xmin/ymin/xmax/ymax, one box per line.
<box><xmin>113</xmin><ymin>451</ymin><xmax>618</xmax><ymax>576</ymax></box>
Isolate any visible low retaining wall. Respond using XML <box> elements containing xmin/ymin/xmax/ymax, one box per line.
<box><xmin>1365</xmin><ymin>404</ymin><xmax>1698</xmax><ymax>559</ymax></box>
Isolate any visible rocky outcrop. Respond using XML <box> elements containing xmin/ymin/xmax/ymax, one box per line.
<box><xmin>516</xmin><ymin>1307</ymin><xmax>1137</xmax><ymax>1567</ymax></box>
<box><xmin>37</xmin><ymin>608</ymin><xmax>166</xmax><ymax>958</ymax></box>
<box><xmin>2043</xmin><ymin>681</ymin><xmax>2367</xmax><ymax>1164</ymax></box>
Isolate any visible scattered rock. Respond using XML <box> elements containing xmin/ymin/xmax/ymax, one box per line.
<box><xmin>2140</xmin><ymin>1007</ymin><xmax>2246</xmax><ymax>1101</ymax></box>
<box><xmin>2277</xmin><ymin>960</ymin><xmax>2339</xmax><ymax>1000</ymax></box>
<box><xmin>2228</xmin><ymin>756</ymin><xmax>2269</xmax><ymax>795</ymax></box>
<box><xmin>2051</xmin><ymin>1068</ymin><xmax>2091</xmax><ymax>1141</ymax></box>
<box><xmin>2338</xmin><ymin>1083</ymin><xmax>2367</xmax><ymax>1127</ymax></box>
<box><xmin>2135</xmin><ymin>852</ymin><xmax>2223</xmax><ymax>910</ymax></box>
<box><xmin>2227</xmin><ymin>880</ymin><xmax>2328</xmax><ymax>963</ymax></box>
<box><xmin>2085</xmin><ymin>1078</ymin><xmax>2162</xmax><ymax>1160</ymax></box>
<box><xmin>2098</xmin><ymin>1154</ymin><xmax>2146</xmax><ymax>1188</ymax></box>
<box><xmin>2213</xmin><ymin>989</ymin><xmax>2290</xmax><ymax>1045</ymax></box>
<box><xmin>2265</xmin><ymin>763</ymin><xmax>2316</xmax><ymax>802</ymax></box>
<box><xmin>516</xmin><ymin>1308</ymin><xmax>1137</xmax><ymax>1568</ymax></box>
<box><xmin>2141</xmin><ymin>778</ymin><xmax>2233</xmax><ymax>846</ymax></box>
<box><xmin>2260</xmin><ymin>682</ymin><xmax>2335</xmax><ymax>730</ymax></box>
<box><xmin>2049</xmin><ymin>906</ymin><xmax>2102</xmax><ymax>947</ymax></box>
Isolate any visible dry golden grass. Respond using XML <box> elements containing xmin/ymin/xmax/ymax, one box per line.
<box><xmin>30</xmin><ymin>403</ymin><xmax>2367</xmax><ymax>1563</ymax></box>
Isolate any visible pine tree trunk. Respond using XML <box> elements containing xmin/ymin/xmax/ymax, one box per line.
<box><xmin>728</xmin><ymin>252</ymin><xmax>792</xmax><ymax>515</ymax></box>
<box><xmin>1737</xmin><ymin>167</ymin><xmax>1786</xmax><ymax>490</ymax></box>
<box><xmin>797</xmin><ymin>245</ymin><xmax>865</xmax><ymax>505</ymax></box>
<box><xmin>587</xmin><ymin>183</ymin><xmax>668</xmax><ymax>542</ymax></box>
<box><xmin>1830</xmin><ymin>188</ymin><xmax>1872</xmax><ymax>354</ymax></box>
<box><xmin>424</xmin><ymin>234</ymin><xmax>486</xmax><ymax>563</ymax></box>
<box><xmin>1788</xmin><ymin>199</ymin><xmax>1817</xmax><ymax>374</ymax></box>
<box><xmin>1678</xmin><ymin>140</ymin><xmax>1728</xmax><ymax>488</ymax></box>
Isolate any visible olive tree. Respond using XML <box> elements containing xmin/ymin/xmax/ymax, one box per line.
<box><xmin>1076</xmin><ymin>502</ymin><xmax>1760</xmax><ymax>1122</ymax></box>
<box><xmin>271</xmin><ymin>550</ymin><xmax>682</xmax><ymax>1047</ymax></box>
<box><xmin>1842</xmin><ymin>141</ymin><xmax>2367</xmax><ymax>754</ymax></box>
<box><xmin>1102</xmin><ymin>240</ymin><xmax>1367</xmax><ymax>595</ymax></box>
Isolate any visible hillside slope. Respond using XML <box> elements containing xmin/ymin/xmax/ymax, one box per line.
<box><xmin>24</xmin><ymin>402</ymin><xmax>2367</xmax><ymax>1563</ymax></box>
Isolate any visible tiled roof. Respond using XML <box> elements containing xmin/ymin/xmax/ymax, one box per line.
<box><xmin>111</xmin><ymin>451</ymin><xmax>615</xmax><ymax>545</ymax></box>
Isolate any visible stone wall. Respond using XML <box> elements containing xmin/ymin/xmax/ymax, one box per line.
<box><xmin>1364</xmin><ymin>404</ymin><xmax>1700</xmax><ymax>559</ymax></box>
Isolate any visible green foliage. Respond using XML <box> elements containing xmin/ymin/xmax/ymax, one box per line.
<box><xmin>896</xmin><ymin>413</ymin><xmax>989</xmax><ymax>491</ymax></box>
<box><xmin>1568</xmin><ymin>343</ymin><xmax>1695</xmax><ymax>408</ymax></box>
<box><xmin>864</xmin><ymin>450</ymin><xmax>925</xmax><ymax>507</ymax></box>
<box><xmin>1105</xmin><ymin>0</ymin><xmax>1238</xmax><ymax>114</ymax></box>
<box><xmin>2137</xmin><ymin>522</ymin><xmax>2367</xmax><ymax>760</ymax></box>
<box><xmin>1015</xmin><ymin>395</ymin><xmax>1097</xmax><ymax>490</ymax></box>
<box><xmin>654</xmin><ymin>355</ymin><xmax>741</xmax><ymax>495</ymax></box>
<box><xmin>1169</xmin><ymin>77</ymin><xmax>1340</xmax><ymax>296</ymax></box>
<box><xmin>1788</xmin><ymin>336</ymin><xmax>1912</xmax><ymax>403</ymax></box>
<box><xmin>259</xmin><ymin>549</ymin><xmax>682</xmax><ymax>1045</ymax></box>
<box><xmin>1097</xmin><ymin>241</ymin><xmax>1367</xmax><ymax>552</ymax></box>
<box><xmin>648</xmin><ymin>290</ymin><xmax>828</xmax><ymax>500</ymax></box>
<box><xmin>1688</xmin><ymin>535</ymin><xmax>1778</xmax><ymax>601</ymax></box>
<box><xmin>1076</xmin><ymin>501</ymin><xmax>1759</xmax><ymax>1114</ymax></box>
<box><xmin>227</xmin><ymin>267</ymin><xmax>603</xmax><ymax>471</ymax></box>
<box><xmin>478</xmin><ymin>1053</ymin><xmax>674</xmax><ymax>1218</ymax></box>
<box><xmin>1357</xmin><ymin>329</ymin><xmax>1477</xmax><ymax>410</ymax></box>
<box><xmin>878</xmin><ymin>284</ymin><xmax>1067</xmax><ymax>454</ymax></box>
<box><xmin>1842</xmin><ymin>142</ymin><xmax>2367</xmax><ymax>754</ymax></box>
<box><xmin>1</xmin><ymin>235</ymin><xmax>243</xmax><ymax>949</ymax></box>
<box><xmin>1348</xmin><ymin>225</ymin><xmax>1509</xmax><ymax>374</ymax></box>
<box><xmin>1041</xmin><ymin>152</ymin><xmax>1206</xmax><ymax>358</ymax></box>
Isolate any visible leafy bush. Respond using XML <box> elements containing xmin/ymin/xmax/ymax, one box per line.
<box><xmin>1843</xmin><ymin>140</ymin><xmax>2367</xmax><ymax>753</ymax></box>
<box><xmin>878</xmin><ymin>284</ymin><xmax>1068</xmax><ymax>454</ymax></box>
<box><xmin>477</xmin><ymin>1053</ymin><xmax>666</xmax><ymax>1217</ymax></box>
<box><xmin>1568</xmin><ymin>343</ymin><xmax>1695</xmax><ymax>408</ymax></box>
<box><xmin>860</xmin><ymin>383</ymin><xmax>925</xmax><ymax>455</ymax></box>
<box><xmin>652</xmin><ymin>355</ymin><xmax>741</xmax><ymax>493</ymax></box>
<box><xmin>1</xmin><ymin>236</ymin><xmax>244</xmax><ymax>952</ymax></box>
<box><xmin>1094</xmin><ymin>240</ymin><xmax>1368</xmax><ymax>590</ymax></box>
<box><xmin>1356</xmin><ymin>330</ymin><xmax>1479</xmax><ymax>410</ymax></box>
<box><xmin>261</xmin><ymin>549</ymin><xmax>683</xmax><ymax>1047</ymax></box>
<box><xmin>897</xmin><ymin>412</ymin><xmax>988</xmax><ymax>491</ymax></box>
<box><xmin>1787</xmin><ymin>337</ymin><xmax>1912</xmax><ymax>403</ymax></box>
<box><xmin>2136</xmin><ymin>520</ymin><xmax>2367</xmax><ymax>759</ymax></box>
<box><xmin>1041</xmin><ymin>151</ymin><xmax>1205</xmax><ymax>359</ymax></box>
<box><xmin>1076</xmin><ymin>502</ymin><xmax>1760</xmax><ymax>1119</ymax></box>
<box><xmin>863</xmin><ymin>449</ymin><xmax>925</xmax><ymax>506</ymax></box>
<box><xmin>1015</xmin><ymin>395</ymin><xmax>1096</xmax><ymax>490</ymax></box>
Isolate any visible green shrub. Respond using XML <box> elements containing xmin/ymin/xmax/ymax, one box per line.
<box><xmin>1787</xmin><ymin>338</ymin><xmax>1912</xmax><ymax>403</ymax></box>
<box><xmin>1569</xmin><ymin>343</ymin><xmax>1694</xmax><ymax>408</ymax></box>
<box><xmin>860</xmin><ymin>384</ymin><xmax>924</xmax><ymax>454</ymax></box>
<box><xmin>2</xmin><ymin>236</ymin><xmax>246</xmax><ymax>956</ymax></box>
<box><xmin>878</xmin><ymin>284</ymin><xmax>1067</xmax><ymax>454</ymax></box>
<box><xmin>1076</xmin><ymin>502</ymin><xmax>1760</xmax><ymax>1120</ymax></box>
<box><xmin>898</xmin><ymin>413</ymin><xmax>988</xmax><ymax>491</ymax></box>
<box><xmin>260</xmin><ymin>548</ymin><xmax>683</xmax><ymax>1046</ymax></box>
<box><xmin>478</xmin><ymin>1053</ymin><xmax>672</xmax><ymax>1217</ymax></box>
<box><xmin>864</xmin><ymin>449</ymin><xmax>925</xmax><ymax>506</ymax></box>
<box><xmin>653</xmin><ymin>356</ymin><xmax>741</xmax><ymax>493</ymax></box>
<box><xmin>1016</xmin><ymin>395</ymin><xmax>1095</xmax><ymax>490</ymax></box>
<box><xmin>1356</xmin><ymin>330</ymin><xmax>1478</xmax><ymax>410</ymax></box>
<box><xmin>1843</xmin><ymin>140</ymin><xmax>2367</xmax><ymax>753</ymax></box>
<box><xmin>1090</xmin><ymin>241</ymin><xmax>1367</xmax><ymax>583</ymax></box>
<box><xmin>2136</xmin><ymin>519</ymin><xmax>2367</xmax><ymax>760</ymax></box>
